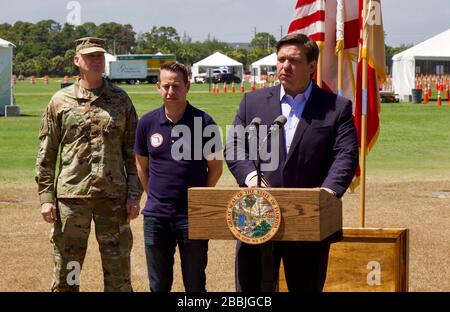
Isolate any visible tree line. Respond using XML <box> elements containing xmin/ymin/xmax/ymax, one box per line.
<box><xmin>0</xmin><ymin>20</ymin><xmax>277</xmax><ymax>77</ymax></box>
<box><xmin>0</xmin><ymin>20</ymin><xmax>409</xmax><ymax>77</ymax></box>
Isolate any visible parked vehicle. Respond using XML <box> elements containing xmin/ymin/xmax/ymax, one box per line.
<box><xmin>106</xmin><ymin>53</ymin><xmax>176</xmax><ymax>84</ymax></box>
<box><xmin>206</xmin><ymin>73</ymin><xmax>241</xmax><ymax>84</ymax></box>
<box><xmin>193</xmin><ymin>73</ymin><xmax>207</xmax><ymax>83</ymax></box>
<box><xmin>105</xmin><ymin>60</ymin><xmax>147</xmax><ymax>84</ymax></box>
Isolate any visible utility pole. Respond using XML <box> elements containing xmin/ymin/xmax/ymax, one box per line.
<box><xmin>254</xmin><ymin>27</ymin><xmax>257</xmax><ymax>38</ymax></box>
<box><xmin>280</xmin><ymin>25</ymin><xmax>283</xmax><ymax>39</ymax></box>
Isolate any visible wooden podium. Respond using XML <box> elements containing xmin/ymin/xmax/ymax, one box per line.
<box><xmin>188</xmin><ymin>187</ymin><xmax>341</xmax><ymax>241</ymax></box>
<box><xmin>189</xmin><ymin>187</ymin><xmax>409</xmax><ymax>292</ymax></box>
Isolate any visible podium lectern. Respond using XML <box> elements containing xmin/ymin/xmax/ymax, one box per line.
<box><xmin>188</xmin><ymin>187</ymin><xmax>342</xmax><ymax>241</ymax></box>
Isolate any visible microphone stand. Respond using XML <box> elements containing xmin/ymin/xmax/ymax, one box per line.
<box><xmin>248</xmin><ymin>120</ymin><xmax>262</xmax><ymax>187</ymax></box>
<box><xmin>256</xmin><ymin>134</ymin><xmax>262</xmax><ymax>188</ymax></box>
<box><xmin>258</xmin><ymin>116</ymin><xmax>287</xmax><ymax>291</ymax></box>
<box><xmin>257</xmin><ymin>123</ymin><xmax>282</xmax><ymax>187</ymax></box>
<box><xmin>258</xmin><ymin>124</ymin><xmax>280</xmax><ymax>292</ymax></box>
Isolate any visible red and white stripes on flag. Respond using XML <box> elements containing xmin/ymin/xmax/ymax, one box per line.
<box><xmin>288</xmin><ymin>0</ymin><xmax>386</xmax><ymax>192</ymax></box>
<box><xmin>288</xmin><ymin>0</ymin><xmax>326</xmax><ymax>42</ymax></box>
<box><xmin>288</xmin><ymin>0</ymin><xmax>360</xmax><ymax>103</ymax></box>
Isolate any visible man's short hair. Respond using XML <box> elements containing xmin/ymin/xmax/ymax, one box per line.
<box><xmin>159</xmin><ymin>62</ymin><xmax>189</xmax><ymax>84</ymax></box>
<box><xmin>276</xmin><ymin>33</ymin><xmax>319</xmax><ymax>63</ymax></box>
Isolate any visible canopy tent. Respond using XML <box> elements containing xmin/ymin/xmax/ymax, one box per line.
<box><xmin>0</xmin><ymin>38</ymin><xmax>15</xmax><ymax>115</ymax></box>
<box><xmin>104</xmin><ymin>52</ymin><xmax>117</xmax><ymax>63</ymax></box>
<box><xmin>191</xmin><ymin>52</ymin><xmax>243</xmax><ymax>82</ymax></box>
<box><xmin>392</xmin><ymin>28</ymin><xmax>450</xmax><ymax>100</ymax></box>
<box><xmin>251</xmin><ymin>53</ymin><xmax>277</xmax><ymax>83</ymax></box>
<box><xmin>104</xmin><ymin>52</ymin><xmax>117</xmax><ymax>76</ymax></box>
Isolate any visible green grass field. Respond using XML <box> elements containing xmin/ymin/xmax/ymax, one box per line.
<box><xmin>1</xmin><ymin>79</ymin><xmax>450</xmax><ymax>184</ymax></box>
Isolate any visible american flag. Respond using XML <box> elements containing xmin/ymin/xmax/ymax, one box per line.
<box><xmin>288</xmin><ymin>0</ymin><xmax>360</xmax><ymax>101</ymax></box>
<box><xmin>288</xmin><ymin>0</ymin><xmax>326</xmax><ymax>42</ymax></box>
<box><xmin>287</xmin><ymin>0</ymin><xmax>386</xmax><ymax>192</ymax></box>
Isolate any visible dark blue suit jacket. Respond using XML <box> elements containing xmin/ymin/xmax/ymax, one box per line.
<box><xmin>225</xmin><ymin>82</ymin><xmax>358</xmax><ymax>198</ymax></box>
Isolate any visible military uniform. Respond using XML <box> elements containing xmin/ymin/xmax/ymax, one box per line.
<box><xmin>35</xmin><ymin>37</ymin><xmax>142</xmax><ymax>292</ymax></box>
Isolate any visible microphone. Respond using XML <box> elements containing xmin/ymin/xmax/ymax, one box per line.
<box><xmin>268</xmin><ymin>115</ymin><xmax>287</xmax><ymax>134</ymax></box>
<box><xmin>261</xmin><ymin>115</ymin><xmax>287</xmax><ymax>146</ymax></box>
<box><xmin>247</xmin><ymin>117</ymin><xmax>262</xmax><ymax>141</ymax></box>
<box><xmin>248</xmin><ymin>117</ymin><xmax>262</xmax><ymax>131</ymax></box>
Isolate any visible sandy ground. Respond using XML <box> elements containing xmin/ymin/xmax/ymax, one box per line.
<box><xmin>1</xmin><ymin>177</ymin><xmax>449</xmax><ymax>292</ymax></box>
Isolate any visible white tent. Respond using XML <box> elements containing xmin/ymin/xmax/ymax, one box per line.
<box><xmin>104</xmin><ymin>52</ymin><xmax>117</xmax><ymax>76</ymax></box>
<box><xmin>191</xmin><ymin>52</ymin><xmax>243</xmax><ymax>82</ymax></box>
<box><xmin>392</xmin><ymin>28</ymin><xmax>450</xmax><ymax>100</ymax></box>
<box><xmin>0</xmin><ymin>38</ymin><xmax>15</xmax><ymax>115</ymax></box>
<box><xmin>251</xmin><ymin>53</ymin><xmax>277</xmax><ymax>83</ymax></box>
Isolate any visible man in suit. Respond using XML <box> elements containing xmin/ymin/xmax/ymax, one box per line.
<box><xmin>225</xmin><ymin>33</ymin><xmax>359</xmax><ymax>292</ymax></box>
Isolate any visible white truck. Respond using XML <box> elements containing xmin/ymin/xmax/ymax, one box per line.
<box><xmin>105</xmin><ymin>60</ymin><xmax>148</xmax><ymax>84</ymax></box>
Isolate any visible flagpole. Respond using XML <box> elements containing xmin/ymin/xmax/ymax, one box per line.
<box><xmin>337</xmin><ymin>50</ymin><xmax>343</xmax><ymax>96</ymax></box>
<box><xmin>317</xmin><ymin>43</ymin><xmax>323</xmax><ymax>88</ymax></box>
<box><xmin>359</xmin><ymin>0</ymin><xmax>368</xmax><ymax>228</ymax></box>
<box><xmin>336</xmin><ymin>0</ymin><xmax>344</xmax><ymax>96</ymax></box>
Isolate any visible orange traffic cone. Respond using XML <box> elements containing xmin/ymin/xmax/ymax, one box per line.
<box><xmin>215</xmin><ymin>84</ymin><xmax>220</xmax><ymax>94</ymax></box>
<box><xmin>428</xmin><ymin>83</ymin><xmax>432</xmax><ymax>97</ymax></box>
<box><xmin>210</xmin><ymin>84</ymin><xmax>215</xmax><ymax>93</ymax></box>
<box><xmin>223</xmin><ymin>82</ymin><xmax>227</xmax><ymax>93</ymax></box>
<box><xmin>240</xmin><ymin>81</ymin><xmax>245</xmax><ymax>93</ymax></box>
<box><xmin>423</xmin><ymin>86</ymin><xmax>429</xmax><ymax>104</ymax></box>
<box><xmin>250</xmin><ymin>81</ymin><xmax>256</xmax><ymax>92</ymax></box>
<box><xmin>43</xmin><ymin>75</ymin><xmax>49</xmax><ymax>85</ymax></box>
<box><xmin>437</xmin><ymin>90</ymin><xmax>442</xmax><ymax>106</ymax></box>
<box><xmin>445</xmin><ymin>84</ymin><xmax>449</xmax><ymax>100</ymax></box>
<box><xmin>231</xmin><ymin>82</ymin><xmax>235</xmax><ymax>93</ymax></box>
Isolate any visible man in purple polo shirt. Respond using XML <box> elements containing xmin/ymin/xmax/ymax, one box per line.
<box><xmin>135</xmin><ymin>62</ymin><xmax>223</xmax><ymax>292</ymax></box>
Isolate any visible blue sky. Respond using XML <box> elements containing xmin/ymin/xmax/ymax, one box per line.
<box><xmin>0</xmin><ymin>0</ymin><xmax>448</xmax><ymax>46</ymax></box>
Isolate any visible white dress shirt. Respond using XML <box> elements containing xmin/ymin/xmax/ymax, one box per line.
<box><xmin>245</xmin><ymin>82</ymin><xmax>337</xmax><ymax>195</ymax></box>
<box><xmin>245</xmin><ymin>82</ymin><xmax>312</xmax><ymax>186</ymax></box>
<box><xmin>280</xmin><ymin>81</ymin><xmax>312</xmax><ymax>154</ymax></box>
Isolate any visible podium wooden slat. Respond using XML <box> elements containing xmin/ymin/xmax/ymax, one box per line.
<box><xmin>188</xmin><ymin>187</ymin><xmax>342</xmax><ymax>241</ymax></box>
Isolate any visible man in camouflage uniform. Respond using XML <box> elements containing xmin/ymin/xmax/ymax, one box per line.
<box><xmin>35</xmin><ymin>37</ymin><xmax>142</xmax><ymax>292</ymax></box>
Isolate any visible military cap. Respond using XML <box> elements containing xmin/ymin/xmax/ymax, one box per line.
<box><xmin>75</xmin><ymin>37</ymin><xmax>107</xmax><ymax>54</ymax></box>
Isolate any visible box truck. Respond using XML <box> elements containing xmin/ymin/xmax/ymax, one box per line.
<box><xmin>105</xmin><ymin>60</ymin><xmax>148</xmax><ymax>84</ymax></box>
<box><xmin>110</xmin><ymin>53</ymin><xmax>176</xmax><ymax>84</ymax></box>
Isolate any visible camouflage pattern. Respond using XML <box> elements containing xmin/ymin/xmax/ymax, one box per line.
<box><xmin>35</xmin><ymin>78</ymin><xmax>143</xmax><ymax>204</ymax></box>
<box><xmin>36</xmin><ymin>78</ymin><xmax>142</xmax><ymax>292</ymax></box>
<box><xmin>50</xmin><ymin>198</ymin><xmax>132</xmax><ymax>292</ymax></box>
